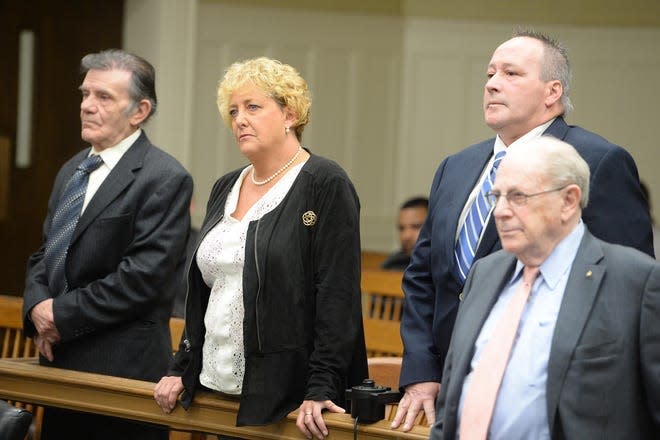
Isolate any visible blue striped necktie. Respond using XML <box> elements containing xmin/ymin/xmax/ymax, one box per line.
<box><xmin>454</xmin><ymin>150</ymin><xmax>506</xmax><ymax>283</ymax></box>
<box><xmin>44</xmin><ymin>154</ymin><xmax>104</xmax><ymax>296</ymax></box>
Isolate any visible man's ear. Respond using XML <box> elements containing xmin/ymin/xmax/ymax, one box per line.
<box><xmin>561</xmin><ymin>184</ymin><xmax>581</xmax><ymax>220</ymax></box>
<box><xmin>129</xmin><ymin>99</ymin><xmax>152</xmax><ymax>126</ymax></box>
<box><xmin>545</xmin><ymin>79</ymin><xmax>563</xmax><ymax>108</ymax></box>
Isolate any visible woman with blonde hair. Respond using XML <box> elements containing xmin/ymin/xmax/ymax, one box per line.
<box><xmin>154</xmin><ymin>57</ymin><xmax>367</xmax><ymax>439</ymax></box>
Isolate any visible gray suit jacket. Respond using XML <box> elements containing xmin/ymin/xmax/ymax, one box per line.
<box><xmin>432</xmin><ymin>230</ymin><xmax>660</xmax><ymax>439</ymax></box>
<box><xmin>23</xmin><ymin>131</ymin><xmax>193</xmax><ymax>382</ymax></box>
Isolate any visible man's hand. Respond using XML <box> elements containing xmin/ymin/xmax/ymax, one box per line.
<box><xmin>30</xmin><ymin>299</ymin><xmax>61</xmax><ymax>344</ymax></box>
<box><xmin>391</xmin><ymin>381</ymin><xmax>440</xmax><ymax>431</ymax></box>
<box><xmin>34</xmin><ymin>334</ymin><xmax>54</xmax><ymax>361</ymax></box>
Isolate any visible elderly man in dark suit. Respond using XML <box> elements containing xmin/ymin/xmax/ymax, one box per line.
<box><xmin>22</xmin><ymin>49</ymin><xmax>193</xmax><ymax>440</ymax></box>
<box><xmin>432</xmin><ymin>136</ymin><xmax>660</xmax><ymax>439</ymax></box>
<box><xmin>393</xmin><ymin>29</ymin><xmax>654</xmax><ymax>431</ymax></box>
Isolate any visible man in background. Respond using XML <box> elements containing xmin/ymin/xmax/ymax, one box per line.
<box><xmin>393</xmin><ymin>29</ymin><xmax>653</xmax><ymax>431</ymax></box>
<box><xmin>432</xmin><ymin>137</ymin><xmax>660</xmax><ymax>439</ymax></box>
<box><xmin>22</xmin><ymin>49</ymin><xmax>193</xmax><ymax>440</ymax></box>
<box><xmin>381</xmin><ymin>196</ymin><xmax>429</xmax><ymax>271</ymax></box>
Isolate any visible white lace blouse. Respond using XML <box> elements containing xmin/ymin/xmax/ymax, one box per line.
<box><xmin>197</xmin><ymin>162</ymin><xmax>304</xmax><ymax>395</ymax></box>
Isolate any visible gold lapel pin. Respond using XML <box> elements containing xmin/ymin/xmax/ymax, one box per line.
<box><xmin>302</xmin><ymin>210</ymin><xmax>317</xmax><ymax>226</ymax></box>
<box><xmin>586</xmin><ymin>270</ymin><xmax>593</xmax><ymax>278</ymax></box>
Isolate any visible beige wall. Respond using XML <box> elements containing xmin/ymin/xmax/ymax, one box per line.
<box><xmin>124</xmin><ymin>0</ymin><xmax>660</xmax><ymax>252</ymax></box>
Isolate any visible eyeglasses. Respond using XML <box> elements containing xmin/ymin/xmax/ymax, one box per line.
<box><xmin>485</xmin><ymin>185</ymin><xmax>568</xmax><ymax>208</ymax></box>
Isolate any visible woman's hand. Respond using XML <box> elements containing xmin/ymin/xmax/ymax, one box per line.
<box><xmin>295</xmin><ymin>399</ymin><xmax>345</xmax><ymax>439</ymax></box>
<box><xmin>153</xmin><ymin>375</ymin><xmax>184</xmax><ymax>413</ymax></box>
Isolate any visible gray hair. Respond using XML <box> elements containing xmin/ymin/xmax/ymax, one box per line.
<box><xmin>536</xmin><ymin>136</ymin><xmax>590</xmax><ymax>208</ymax></box>
<box><xmin>81</xmin><ymin>49</ymin><xmax>157</xmax><ymax>121</ymax></box>
<box><xmin>513</xmin><ymin>29</ymin><xmax>573</xmax><ymax>115</ymax></box>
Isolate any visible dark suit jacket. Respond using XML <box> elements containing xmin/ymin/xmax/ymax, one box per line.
<box><xmin>432</xmin><ymin>230</ymin><xmax>660</xmax><ymax>439</ymax></box>
<box><xmin>23</xmin><ymin>131</ymin><xmax>193</xmax><ymax>382</ymax></box>
<box><xmin>400</xmin><ymin>116</ymin><xmax>654</xmax><ymax>387</ymax></box>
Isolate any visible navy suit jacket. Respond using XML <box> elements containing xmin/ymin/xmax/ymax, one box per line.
<box><xmin>399</xmin><ymin>116</ymin><xmax>654</xmax><ymax>388</ymax></box>
<box><xmin>23</xmin><ymin>131</ymin><xmax>193</xmax><ymax>382</ymax></box>
<box><xmin>432</xmin><ymin>230</ymin><xmax>660</xmax><ymax>439</ymax></box>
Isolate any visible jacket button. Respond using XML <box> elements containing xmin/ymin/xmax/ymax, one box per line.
<box><xmin>458</xmin><ymin>292</ymin><xmax>464</xmax><ymax>301</ymax></box>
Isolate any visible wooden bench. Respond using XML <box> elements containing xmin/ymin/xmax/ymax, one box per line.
<box><xmin>0</xmin><ymin>295</ymin><xmax>196</xmax><ymax>440</ymax></box>
<box><xmin>0</xmin><ymin>294</ymin><xmax>42</xmax><ymax>440</ymax></box>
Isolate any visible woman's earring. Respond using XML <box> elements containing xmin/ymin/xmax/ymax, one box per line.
<box><xmin>285</xmin><ymin>126</ymin><xmax>290</xmax><ymax>134</ymax></box>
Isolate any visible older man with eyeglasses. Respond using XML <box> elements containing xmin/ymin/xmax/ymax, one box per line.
<box><xmin>431</xmin><ymin>136</ymin><xmax>660</xmax><ymax>440</ymax></box>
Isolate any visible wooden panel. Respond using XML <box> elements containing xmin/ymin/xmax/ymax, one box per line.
<box><xmin>0</xmin><ymin>358</ymin><xmax>430</xmax><ymax>439</ymax></box>
<box><xmin>0</xmin><ymin>137</ymin><xmax>9</xmax><ymax>220</ymax></box>
<box><xmin>0</xmin><ymin>0</ymin><xmax>124</xmax><ymax>296</ymax></box>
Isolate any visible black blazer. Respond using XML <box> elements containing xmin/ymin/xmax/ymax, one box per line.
<box><xmin>171</xmin><ymin>154</ymin><xmax>367</xmax><ymax>425</ymax></box>
<box><xmin>399</xmin><ymin>116</ymin><xmax>654</xmax><ymax>388</ymax></box>
<box><xmin>23</xmin><ymin>131</ymin><xmax>193</xmax><ymax>382</ymax></box>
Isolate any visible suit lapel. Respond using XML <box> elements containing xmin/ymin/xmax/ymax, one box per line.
<box><xmin>474</xmin><ymin>216</ymin><xmax>501</xmax><ymax>260</ymax></box>
<box><xmin>70</xmin><ymin>134</ymin><xmax>148</xmax><ymax>245</ymax></box>
<box><xmin>452</xmin><ymin>254</ymin><xmax>517</xmax><ymax>388</ymax></box>
<box><xmin>445</xmin><ymin>141</ymin><xmax>495</xmax><ymax>265</ymax></box>
<box><xmin>546</xmin><ymin>231</ymin><xmax>604</xmax><ymax>432</ymax></box>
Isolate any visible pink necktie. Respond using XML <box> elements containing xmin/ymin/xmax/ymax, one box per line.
<box><xmin>459</xmin><ymin>266</ymin><xmax>540</xmax><ymax>440</ymax></box>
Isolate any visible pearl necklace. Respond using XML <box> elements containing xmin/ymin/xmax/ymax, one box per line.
<box><xmin>251</xmin><ymin>146</ymin><xmax>302</xmax><ymax>186</ymax></box>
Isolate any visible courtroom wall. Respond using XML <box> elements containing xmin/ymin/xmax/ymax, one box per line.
<box><xmin>124</xmin><ymin>1</ymin><xmax>660</xmax><ymax>252</ymax></box>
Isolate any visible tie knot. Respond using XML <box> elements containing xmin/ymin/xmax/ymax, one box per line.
<box><xmin>522</xmin><ymin>266</ymin><xmax>540</xmax><ymax>285</ymax></box>
<box><xmin>492</xmin><ymin>150</ymin><xmax>506</xmax><ymax>169</ymax></box>
<box><xmin>78</xmin><ymin>154</ymin><xmax>104</xmax><ymax>173</ymax></box>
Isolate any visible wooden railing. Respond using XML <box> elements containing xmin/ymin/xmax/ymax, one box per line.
<box><xmin>0</xmin><ymin>358</ymin><xmax>429</xmax><ymax>439</ymax></box>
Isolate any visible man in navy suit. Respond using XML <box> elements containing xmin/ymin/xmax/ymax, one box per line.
<box><xmin>22</xmin><ymin>49</ymin><xmax>192</xmax><ymax>439</ymax></box>
<box><xmin>392</xmin><ymin>29</ymin><xmax>653</xmax><ymax>431</ymax></box>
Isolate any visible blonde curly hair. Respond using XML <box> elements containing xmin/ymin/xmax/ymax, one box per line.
<box><xmin>217</xmin><ymin>57</ymin><xmax>311</xmax><ymax>141</ymax></box>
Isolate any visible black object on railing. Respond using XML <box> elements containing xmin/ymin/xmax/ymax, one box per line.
<box><xmin>345</xmin><ymin>379</ymin><xmax>401</xmax><ymax>424</ymax></box>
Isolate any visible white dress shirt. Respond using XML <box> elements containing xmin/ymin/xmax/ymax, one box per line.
<box><xmin>82</xmin><ymin>129</ymin><xmax>141</xmax><ymax>213</ymax></box>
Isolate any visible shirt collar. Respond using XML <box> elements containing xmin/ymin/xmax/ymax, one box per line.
<box><xmin>512</xmin><ymin>220</ymin><xmax>585</xmax><ymax>290</ymax></box>
<box><xmin>493</xmin><ymin>118</ymin><xmax>555</xmax><ymax>153</ymax></box>
<box><xmin>89</xmin><ymin>129</ymin><xmax>141</xmax><ymax>170</ymax></box>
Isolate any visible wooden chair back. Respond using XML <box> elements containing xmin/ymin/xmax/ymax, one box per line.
<box><xmin>361</xmin><ymin>251</ymin><xmax>388</xmax><ymax>270</ymax></box>
<box><xmin>367</xmin><ymin>356</ymin><xmax>402</xmax><ymax>391</ymax></box>
<box><xmin>169</xmin><ymin>317</ymin><xmax>185</xmax><ymax>352</ymax></box>
<box><xmin>361</xmin><ymin>270</ymin><xmax>405</xmax><ymax>357</ymax></box>
<box><xmin>0</xmin><ymin>295</ymin><xmax>36</xmax><ymax>359</ymax></box>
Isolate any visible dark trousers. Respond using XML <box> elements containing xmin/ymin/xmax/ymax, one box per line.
<box><xmin>41</xmin><ymin>407</ymin><xmax>168</xmax><ymax>440</ymax></box>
